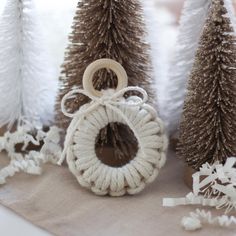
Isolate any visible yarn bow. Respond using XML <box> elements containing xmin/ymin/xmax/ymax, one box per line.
<box><xmin>58</xmin><ymin>86</ymin><xmax>149</xmax><ymax>165</ymax></box>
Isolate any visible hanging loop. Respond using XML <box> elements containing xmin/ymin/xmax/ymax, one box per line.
<box><xmin>83</xmin><ymin>59</ymin><xmax>128</xmax><ymax>97</ymax></box>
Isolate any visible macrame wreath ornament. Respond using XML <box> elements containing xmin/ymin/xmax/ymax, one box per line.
<box><xmin>58</xmin><ymin>59</ymin><xmax>167</xmax><ymax>197</ymax></box>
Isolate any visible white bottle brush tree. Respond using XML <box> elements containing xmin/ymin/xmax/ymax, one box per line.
<box><xmin>164</xmin><ymin>0</ymin><xmax>236</xmax><ymax>136</ymax></box>
<box><xmin>0</xmin><ymin>0</ymin><xmax>61</xmax><ymax>184</ymax></box>
<box><xmin>0</xmin><ymin>0</ymin><xmax>57</xmax><ymax>130</ymax></box>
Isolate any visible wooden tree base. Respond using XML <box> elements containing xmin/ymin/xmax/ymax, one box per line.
<box><xmin>169</xmin><ymin>137</ymin><xmax>178</xmax><ymax>151</ymax></box>
<box><xmin>184</xmin><ymin>165</ymin><xmax>220</xmax><ymax>195</ymax></box>
<box><xmin>184</xmin><ymin>165</ymin><xmax>196</xmax><ymax>190</ymax></box>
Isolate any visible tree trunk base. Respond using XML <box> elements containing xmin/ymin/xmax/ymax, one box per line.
<box><xmin>169</xmin><ymin>137</ymin><xmax>178</xmax><ymax>151</ymax></box>
<box><xmin>184</xmin><ymin>165</ymin><xmax>220</xmax><ymax>196</ymax></box>
<box><xmin>184</xmin><ymin>165</ymin><xmax>196</xmax><ymax>190</ymax></box>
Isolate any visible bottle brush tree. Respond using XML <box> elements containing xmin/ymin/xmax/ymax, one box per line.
<box><xmin>165</xmin><ymin>0</ymin><xmax>236</xmax><ymax>136</ymax></box>
<box><xmin>177</xmin><ymin>0</ymin><xmax>236</xmax><ymax>170</ymax></box>
<box><xmin>56</xmin><ymin>0</ymin><xmax>155</xmax><ymax>166</ymax></box>
<box><xmin>0</xmin><ymin>0</ymin><xmax>57</xmax><ymax>130</ymax></box>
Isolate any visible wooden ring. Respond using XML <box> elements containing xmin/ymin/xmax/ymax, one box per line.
<box><xmin>83</xmin><ymin>59</ymin><xmax>128</xmax><ymax>97</ymax></box>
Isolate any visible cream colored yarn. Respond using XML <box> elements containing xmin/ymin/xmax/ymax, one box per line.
<box><xmin>60</xmin><ymin>59</ymin><xmax>168</xmax><ymax>197</ymax></box>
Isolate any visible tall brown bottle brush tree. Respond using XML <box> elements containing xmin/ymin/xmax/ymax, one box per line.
<box><xmin>177</xmin><ymin>0</ymin><xmax>236</xmax><ymax>170</ymax></box>
<box><xmin>56</xmin><ymin>0</ymin><xmax>154</xmax><ymax>166</ymax></box>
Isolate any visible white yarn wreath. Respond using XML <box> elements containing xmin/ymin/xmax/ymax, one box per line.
<box><xmin>59</xmin><ymin>59</ymin><xmax>168</xmax><ymax>197</ymax></box>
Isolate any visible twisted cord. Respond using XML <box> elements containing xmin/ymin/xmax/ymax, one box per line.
<box><xmin>59</xmin><ymin>86</ymin><xmax>149</xmax><ymax>165</ymax></box>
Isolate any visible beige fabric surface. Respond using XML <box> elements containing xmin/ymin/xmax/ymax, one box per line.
<box><xmin>0</xmin><ymin>151</ymin><xmax>235</xmax><ymax>236</ymax></box>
